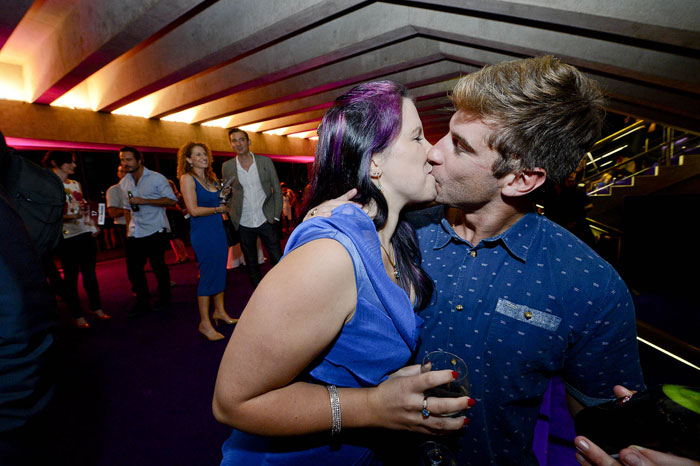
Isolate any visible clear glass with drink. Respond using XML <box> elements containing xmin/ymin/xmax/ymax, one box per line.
<box><xmin>422</xmin><ymin>350</ymin><xmax>470</xmax><ymax>417</ymax></box>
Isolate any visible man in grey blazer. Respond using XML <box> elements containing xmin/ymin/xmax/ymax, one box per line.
<box><xmin>222</xmin><ymin>128</ymin><xmax>283</xmax><ymax>287</ymax></box>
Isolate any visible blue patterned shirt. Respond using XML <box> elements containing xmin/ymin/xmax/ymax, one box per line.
<box><xmin>409</xmin><ymin>206</ymin><xmax>645</xmax><ymax>466</ymax></box>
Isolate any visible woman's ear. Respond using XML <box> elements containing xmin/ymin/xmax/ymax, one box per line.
<box><xmin>501</xmin><ymin>168</ymin><xmax>546</xmax><ymax>197</ymax></box>
<box><xmin>369</xmin><ymin>158</ymin><xmax>382</xmax><ymax>178</ymax></box>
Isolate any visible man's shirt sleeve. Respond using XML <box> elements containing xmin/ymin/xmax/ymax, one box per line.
<box><xmin>562</xmin><ymin>268</ymin><xmax>646</xmax><ymax>405</ymax></box>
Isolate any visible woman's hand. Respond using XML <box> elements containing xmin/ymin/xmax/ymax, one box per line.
<box><xmin>304</xmin><ymin>188</ymin><xmax>360</xmax><ymax>221</ymax></box>
<box><xmin>365</xmin><ymin>364</ymin><xmax>473</xmax><ymax>434</ymax></box>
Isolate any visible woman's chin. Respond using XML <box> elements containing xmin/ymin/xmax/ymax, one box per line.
<box><xmin>406</xmin><ymin>191</ymin><xmax>438</xmax><ymax>206</ymax></box>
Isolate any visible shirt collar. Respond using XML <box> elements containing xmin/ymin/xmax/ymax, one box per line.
<box><xmin>434</xmin><ymin>210</ymin><xmax>541</xmax><ymax>263</ymax></box>
<box><xmin>124</xmin><ymin>166</ymin><xmax>152</xmax><ymax>184</ymax></box>
<box><xmin>235</xmin><ymin>152</ymin><xmax>256</xmax><ymax>169</ymax></box>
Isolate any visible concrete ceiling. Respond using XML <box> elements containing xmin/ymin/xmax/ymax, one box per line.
<box><xmin>0</xmin><ymin>0</ymin><xmax>698</xmax><ymax>158</ymax></box>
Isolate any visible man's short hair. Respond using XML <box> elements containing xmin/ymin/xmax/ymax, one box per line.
<box><xmin>451</xmin><ymin>55</ymin><xmax>605</xmax><ymax>183</ymax></box>
<box><xmin>119</xmin><ymin>146</ymin><xmax>142</xmax><ymax>161</ymax></box>
<box><xmin>227</xmin><ymin>128</ymin><xmax>249</xmax><ymax>141</ymax></box>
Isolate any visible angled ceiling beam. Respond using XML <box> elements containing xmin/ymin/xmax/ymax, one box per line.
<box><xmin>189</xmin><ymin>37</ymin><xmax>447</xmax><ymax>124</ymax></box>
<box><xmin>254</xmin><ymin>110</ymin><xmax>328</xmax><ymax>133</ymax></box>
<box><xmin>0</xmin><ymin>0</ymin><xmax>32</xmax><ymax>50</ymax></box>
<box><xmin>78</xmin><ymin>0</ymin><xmax>367</xmax><ymax>112</ymax></box>
<box><xmin>149</xmin><ymin>24</ymin><xmax>419</xmax><ymax>119</ymax></box>
<box><xmin>392</xmin><ymin>0</ymin><xmax>700</xmax><ymax>50</ymax></box>
<box><xmin>223</xmin><ymin>62</ymin><xmax>471</xmax><ymax>129</ymax></box>
<box><xmin>28</xmin><ymin>0</ymin><xmax>209</xmax><ymax>104</ymax></box>
<box><xmin>431</xmin><ymin>29</ymin><xmax>700</xmax><ymax>94</ymax></box>
<box><xmin>144</xmin><ymin>1</ymin><xmax>699</xmax><ymax>122</ymax></box>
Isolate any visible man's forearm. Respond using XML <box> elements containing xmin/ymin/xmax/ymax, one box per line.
<box><xmin>141</xmin><ymin>197</ymin><xmax>176</xmax><ymax>207</ymax></box>
<box><xmin>107</xmin><ymin>207</ymin><xmax>127</xmax><ymax>218</ymax></box>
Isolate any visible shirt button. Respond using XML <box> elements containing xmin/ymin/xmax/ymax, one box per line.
<box><xmin>456</xmin><ymin>304</ymin><xmax>463</xmax><ymax>312</ymax></box>
<box><xmin>524</xmin><ymin>311</ymin><xmax>533</xmax><ymax>320</ymax></box>
<box><xmin>470</xmin><ymin>250</ymin><xmax>477</xmax><ymax>258</ymax></box>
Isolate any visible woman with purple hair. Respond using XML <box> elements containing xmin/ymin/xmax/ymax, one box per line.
<box><xmin>213</xmin><ymin>81</ymin><xmax>472</xmax><ymax>464</ymax></box>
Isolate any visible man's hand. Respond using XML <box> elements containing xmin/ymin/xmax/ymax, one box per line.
<box><xmin>575</xmin><ymin>385</ymin><xmax>699</xmax><ymax>466</ymax></box>
<box><xmin>303</xmin><ymin>188</ymin><xmax>360</xmax><ymax>221</ymax></box>
<box><xmin>129</xmin><ymin>196</ymin><xmax>146</xmax><ymax>206</ymax></box>
<box><xmin>575</xmin><ymin>437</ymin><xmax>699</xmax><ymax>466</ymax></box>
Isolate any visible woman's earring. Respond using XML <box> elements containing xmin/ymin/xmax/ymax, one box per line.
<box><xmin>370</xmin><ymin>161</ymin><xmax>382</xmax><ymax>190</ymax></box>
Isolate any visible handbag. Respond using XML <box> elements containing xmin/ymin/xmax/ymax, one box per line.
<box><xmin>222</xmin><ymin>216</ymin><xmax>239</xmax><ymax>247</ymax></box>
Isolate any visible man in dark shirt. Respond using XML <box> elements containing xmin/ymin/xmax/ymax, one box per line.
<box><xmin>311</xmin><ymin>57</ymin><xmax>649</xmax><ymax>464</ymax></box>
<box><xmin>0</xmin><ymin>133</ymin><xmax>58</xmax><ymax>465</ymax></box>
<box><xmin>409</xmin><ymin>56</ymin><xmax>645</xmax><ymax>465</ymax></box>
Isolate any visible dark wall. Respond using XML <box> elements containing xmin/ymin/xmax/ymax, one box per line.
<box><xmin>622</xmin><ymin>193</ymin><xmax>700</xmax><ymax>296</ymax></box>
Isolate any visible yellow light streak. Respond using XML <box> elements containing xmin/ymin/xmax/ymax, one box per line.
<box><xmin>239</xmin><ymin>123</ymin><xmax>263</xmax><ymax>132</ymax></box>
<box><xmin>637</xmin><ymin>337</ymin><xmax>700</xmax><ymax>371</ymax></box>
<box><xmin>263</xmin><ymin>127</ymin><xmax>288</xmax><ymax>136</ymax></box>
<box><xmin>202</xmin><ymin>116</ymin><xmax>234</xmax><ymax>127</ymax></box>
<box><xmin>112</xmin><ymin>95</ymin><xmax>158</xmax><ymax>118</ymax></box>
<box><xmin>162</xmin><ymin>108</ymin><xmax>197</xmax><ymax>123</ymax></box>
<box><xmin>288</xmin><ymin>130</ymin><xmax>317</xmax><ymax>139</ymax></box>
<box><xmin>0</xmin><ymin>62</ymin><xmax>29</xmax><ymax>102</ymax></box>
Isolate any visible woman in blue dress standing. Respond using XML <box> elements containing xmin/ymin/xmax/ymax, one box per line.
<box><xmin>213</xmin><ymin>81</ymin><xmax>474</xmax><ymax>464</ymax></box>
<box><xmin>178</xmin><ymin>142</ymin><xmax>237</xmax><ymax>341</ymax></box>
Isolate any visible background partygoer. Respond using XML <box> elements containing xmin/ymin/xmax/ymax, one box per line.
<box><xmin>43</xmin><ymin>150</ymin><xmax>109</xmax><ymax>328</ymax></box>
<box><xmin>178</xmin><ymin>142</ymin><xmax>236</xmax><ymax>341</ymax></box>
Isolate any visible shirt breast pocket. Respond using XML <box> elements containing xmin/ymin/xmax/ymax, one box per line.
<box><xmin>484</xmin><ymin>298</ymin><xmax>565</xmax><ymax>377</ymax></box>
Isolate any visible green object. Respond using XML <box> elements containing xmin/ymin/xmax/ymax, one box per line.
<box><xmin>663</xmin><ymin>384</ymin><xmax>700</xmax><ymax>415</ymax></box>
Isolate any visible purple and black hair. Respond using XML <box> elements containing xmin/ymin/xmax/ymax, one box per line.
<box><xmin>303</xmin><ymin>80</ymin><xmax>433</xmax><ymax>309</ymax></box>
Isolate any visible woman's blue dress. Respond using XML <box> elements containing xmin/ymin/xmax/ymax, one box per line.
<box><xmin>220</xmin><ymin>204</ymin><xmax>423</xmax><ymax>465</ymax></box>
<box><xmin>190</xmin><ymin>178</ymin><xmax>228</xmax><ymax>296</ymax></box>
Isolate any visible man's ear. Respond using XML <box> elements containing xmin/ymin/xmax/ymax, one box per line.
<box><xmin>501</xmin><ymin>168</ymin><xmax>546</xmax><ymax>197</ymax></box>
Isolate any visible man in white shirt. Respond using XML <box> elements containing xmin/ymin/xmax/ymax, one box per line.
<box><xmin>222</xmin><ymin>129</ymin><xmax>283</xmax><ymax>287</ymax></box>
<box><xmin>117</xmin><ymin>146</ymin><xmax>177</xmax><ymax>315</ymax></box>
<box><xmin>106</xmin><ymin>164</ymin><xmax>128</xmax><ymax>245</ymax></box>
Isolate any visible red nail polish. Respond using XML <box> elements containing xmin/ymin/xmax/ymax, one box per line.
<box><xmin>467</xmin><ymin>398</ymin><xmax>476</xmax><ymax>407</ymax></box>
<box><xmin>463</xmin><ymin>417</ymin><xmax>470</xmax><ymax>425</ymax></box>
<box><xmin>452</xmin><ymin>371</ymin><xmax>459</xmax><ymax>379</ymax></box>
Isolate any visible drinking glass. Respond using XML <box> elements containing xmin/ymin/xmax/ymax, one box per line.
<box><xmin>418</xmin><ymin>441</ymin><xmax>456</xmax><ymax>466</ymax></box>
<box><xmin>422</xmin><ymin>350</ymin><xmax>470</xmax><ymax>417</ymax></box>
<box><xmin>218</xmin><ymin>178</ymin><xmax>233</xmax><ymax>203</ymax></box>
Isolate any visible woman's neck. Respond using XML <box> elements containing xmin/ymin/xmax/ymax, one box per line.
<box><xmin>376</xmin><ymin>210</ymin><xmax>399</xmax><ymax>247</ymax></box>
<box><xmin>193</xmin><ymin>168</ymin><xmax>209</xmax><ymax>184</ymax></box>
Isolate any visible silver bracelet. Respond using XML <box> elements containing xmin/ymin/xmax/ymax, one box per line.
<box><xmin>326</xmin><ymin>384</ymin><xmax>341</xmax><ymax>435</ymax></box>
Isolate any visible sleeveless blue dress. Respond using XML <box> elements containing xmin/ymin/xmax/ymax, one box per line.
<box><xmin>190</xmin><ymin>178</ymin><xmax>228</xmax><ymax>296</ymax></box>
<box><xmin>220</xmin><ymin>204</ymin><xmax>423</xmax><ymax>465</ymax></box>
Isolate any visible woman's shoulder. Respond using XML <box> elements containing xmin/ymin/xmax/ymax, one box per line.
<box><xmin>179</xmin><ymin>173</ymin><xmax>195</xmax><ymax>187</ymax></box>
<box><xmin>284</xmin><ymin>204</ymin><xmax>376</xmax><ymax>272</ymax></box>
<box><xmin>291</xmin><ymin>205</ymin><xmax>370</xmax><ymax>242</ymax></box>
<box><xmin>64</xmin><ymin>178</ymin><xmax>81</xmax><ymax>190</ymax></box>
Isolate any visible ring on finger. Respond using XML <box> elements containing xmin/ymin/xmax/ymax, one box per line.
<box><xmin>421</xmin><ymin>397</ymin><xmax>430</xmax><ymax>418</ymax></box>
<box><xmin>310</xmin><ymin>208</ymin><xmax>318</xmax><ymax>217</ymax></box>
